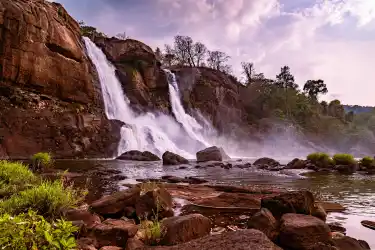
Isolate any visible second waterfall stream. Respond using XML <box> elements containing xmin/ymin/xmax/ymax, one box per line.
<box><xmin>83</xmin><ymin>37</ymin><xmax>215</xmax><ymax>158</ymax></box>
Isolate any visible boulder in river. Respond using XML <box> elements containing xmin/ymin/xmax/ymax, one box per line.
<box><xmin>161</xmin><ymin>214</ymin><xmax>211</xmax><ymax>245</ymax></box>
<box><xmin>261</xmin><ymin>190</ymin><xmax>314</xmax><ymax>219</ymax></box>
<box><xmin>196</xmin><ymin>146</ymin><xmax>229</xmax><ymax>162</ymax></box>
<box><xmin>279</xmin><ymin>213</ymin><xmax>331</xmax><ymax>250</ymax></box>
<box><xmin>286</xmin><ymin>158</ymin><xmax>308</xmax><ymax>169</ymax></box>
<box><xmin>253</xmin><ymin>157</ymin><xmax>281</xmax><ymax>170</ymax></box>
<box><xmin>162</xmin><ymin>151</ymin><xmax>189</xmax><ymax>165</ymax></box>
<box><xmin>332</xmin><ymin>235</ymin><xmax>370</xmax><ymax>250</ymax></box>
<box><xmin>335</xmin><ymin>164</ymin><xmax>359</xmax><ymax>174</ymax></box>
<box><xmin>117</xmin><ymin>150</ymin><xmax>161</xmax><ymax>161</ymax></box>
<box><xmin>247</xmin><ymin>208</ymin><xmax>279</xmax><ymax>241</ymax></box>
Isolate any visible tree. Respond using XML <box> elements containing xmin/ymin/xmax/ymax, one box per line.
<box><xmin>155</xmin><ymin>47</ymin><xmax>163</xmax><ymax>62</ymax></box>
<box><xmin>193</xmin><ymin>42</ymin><xmax>207</xmax><ymax>67</ymax></box>
<box><xmin>78</xmin><ymin>21</ymin><xmax>106</xmax><ymax>39</ymax></box>
<box><xmin>207</xmin><ymin>50</ymin><xmax>231</xmax><ymax>73</ymax></box>
<box><xmin>116</xmin><ymin>32</ymin><xmax>128</xmax><ymax>40</ymax></box>
<box><xmin>241</xmin><ymin>62</ymin><xmax>255</xmax><ymax>84</ymax></box>
<box><xmin>303</xmin><ymin>79</ymin><xmax>328</xmax><ymax>99</ymax></box>
<box><xmin>163</xmin><ymin>44</ymin><xmax>175</xmax><ymax>67</ymax></box>
<box><xmin>173</xmin><ymin>35</ymin><xmax>194</xmax><ymax>66</ymax></box>
<box><xmin>275</xmin><ymin>66</ymin><xmax>298</xmax><ymax>90</ymax></box>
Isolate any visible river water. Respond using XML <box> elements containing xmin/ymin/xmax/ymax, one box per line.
<box><xmin>56</xmin><ymin>159</ymin><xmax>375</xmax><ymax>249</ymax></box>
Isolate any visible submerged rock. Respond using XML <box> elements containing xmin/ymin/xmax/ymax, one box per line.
<box><xmin>196</xmin><ymin>146</ymin><xmax>229</xmax><ymax>162</ymax></box>
<box><xmin>160</xmin><ymin>214</ymin><xmax>211</xmax><ymax>245</ymax></box>
<box><xmin>162</xmin><ymin>151</ymin><xmax>189</xmax><ymax>165</ymax></box>
<box><xmin>279</xmin><ymin>213</ymin><xmax>331</xmax><ymax>250</ymax></box>
<box><xmin>261</xmin><ymin>190</ymin><xmax>314</xmax><ymax>219</ymax></box>
<box><xmin>117</xmin><ymin>150</ymin><xmax>161</xmax><ymax>161</ymax></box>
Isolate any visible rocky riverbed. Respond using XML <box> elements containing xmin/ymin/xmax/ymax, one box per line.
<box><xmin>51</xmin><ymin>158</ymin><xmax>375</xmax><ymax>249</ymax></box>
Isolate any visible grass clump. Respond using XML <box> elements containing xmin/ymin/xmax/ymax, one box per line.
<box><xmin>139</xmin><ymin>218</ymin><xmax>165</xmax><ymax>246</ymax></box>
<box><xmin>333</xmin><ymin>154</ymin><xmax>356</xmax><ymax>165</ymax></box>
<box><xmin>0</xmin><ymin>210</ymin><xmax>78</xmax><ymax>250</ymax></box>
<box><xmin>0</xmin><ymin>179</ymin><xmax>84</xmax><ymax>218</ymax></box>
<box><xmin>31</xmin><ymin>152</ymin><xmax>53</xmax><ymax>171</ymax></box>
<box><xmin>0</xmin><ymin>161</ymin><xmax>38</xmax><ymax>197</ymax></box>
<box><xmin>139</xmin><ymin>181</ymin><xmax>163</xmax><ymax>195</ymax></box>
<box><xmin>307</xmin><ymin>152</ymin><xmax>333</xmax><ymax>167</ymax></box>
<box><xmin>360</xmin><ymin>156</ymin><xmax>375</xmax><ymax>168</ymax></box>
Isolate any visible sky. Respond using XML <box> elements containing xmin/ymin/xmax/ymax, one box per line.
<box><xmin>53</xmin><ymin>0</ymin><xmax>375</xmax><ymax>106</ymax></box>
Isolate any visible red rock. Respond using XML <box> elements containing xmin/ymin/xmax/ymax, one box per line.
<box><xmin>160</xmin><ymin>214</ymin><xmax>211</xmax><ymax>245</ymax></box>
<box><xmin>247</xmin><ymin>208</ymin><xmax>278</xmax><ymax>241</ymax></box>
<box><xmin>100</xmin><ymin>246</ymin><xmax>123</xmax><ymax>250</ymax></box>
<box><xmin>88</xmin><ymin>219</ymin><xmax>138</xmax><ymax>248</ymax></box>
<box><xmin>90</xmin><ymin>188</ymin><xmax>140</xmax><ymax>216</ymax></box>
<box><xmin>135</xmin><ymin>187</ymin><xmax>174</xmax><ymax>220</ymax></box>
<box><xmin>333</xmin><ymin>236</ymin><xmax>370</xmax><ymax>250</ymax></box>
<box><xmin>125</xmin><ymin>238</ymin><xmax>145</xmax><ymax>250</ymax></box>
<box><xmin>279</xmin><ymin>213</ymin><xmax>331</xmax><ymax>250</ymax></box>
<box><xmin>64</xmin><ymin>208</ymin><xmax>101</xmax><ymax>228</ymax></box>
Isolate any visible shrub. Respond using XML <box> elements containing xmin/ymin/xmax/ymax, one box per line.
<box><xmin>360</xmin><ymin>156</ymin><xmax>374</xmax><ymax>167</ymax></box>
<box><xmin>0</xmin><ymin>180</ymin><xmax>84</xmax><ymax>218</ymax></box>
<box><xmin>333</xmin><ymin>154</ymin><xmax>356</xmax><ymax>165</ymax></box>
<box><xmin>0</xmin><ymin>210</ymin><xmax>77</xmax><ymax>250</ymax></box>
<box><xmin>139</xmin><ymin>218</ymin><xmax>165</xmax><ymax>246</ymax></box>
<box><xmin>31</xmin><ymin>152</ymin><xmax>53</xmax><ymax>170</ymax></box>
<box><xmin>307</xmin><ymin>152</ymin><xmax>333</xmax><ymax>167</ymax></box>
<box><xmin>139</xmin><ymin>181</ymin><xmax>163</xmax><ymax>195</ymax></box>
<box><xmin>0</xmin><ymin>161</ymin><xmax>38</xmax><ymax>197</ymax></box>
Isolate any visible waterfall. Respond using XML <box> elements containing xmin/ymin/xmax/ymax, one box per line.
<box><xmin>84</xmin><ymin>37</ymin><xmax>197</xmax><ymax>158</ymax></box>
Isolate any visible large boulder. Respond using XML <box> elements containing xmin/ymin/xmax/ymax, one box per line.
<box><xmin>161</xmin><ymin>214</ymin><xmax>211</xmax><ymax>245</ymax></box>
<box><xmin>142</xmin><ymin>229</ymin><xmax>282</xmax><ymax>250</ymax></box>
<box><xmin>279</xmin><ymin>213</ymin><xmax>331</xmax><ymax>250</ymax></box>
<box><xmin>88</xmin><ymin>219</ymin><xmax>138</xmax><ymax>248</ymax></box>
<box><xmin>0</xmin><ymin>0</ymin><xmax>121</xmax><ymax>159</ymax></box>
<box><xmin>162</xmin><ymin>151</ymin><xmax>189</xmax><ymax>165</ymax></box>
<box><xmin>286</xmin><ymin>158</ymin><xmax>308</xmax><ymax>169</ymax></box>
<box><xmin>247</xmin><ymin>208</ymin><xmax>278</xmax><ymax>241</ymax></box>
<box><xmin>196</xmin><ymin>146</ymin><xmax>229</xmax><ymax>162</ymax></box>
<box><xmin>117</xmin><ymin>150</ymin><xmax>161</xmax><ymax>161</ymax></box>
<box><xmin>311</xmin><ymin>203</ymin><xmax>327</xmax><ymax>221</ymax></box>
<box><xmin>254</xmin><ymin>158</ymin><xmax>281</xmax><ymax>170</ymax></box>
<box><xmin>332</xmin><ymin>236</ymin><xmax>370</xmax><ymax>250</ymax></box>
<box><xmin>135</xmin><ymin>187</ymin><xmax>174</xmax><ymax>219</ymax></box>
<box><xmin>261</xmin><ymin>190</ymin><xmax>315</xmax><ymax>219</ymax></box>
<box><xmin>90</xmin><ymin>188</ymin><xmax>140</xmax><ymax>217</ymax></box>
<box><xmin>64</xmin><ymin>208</ymin><xmax>101</xmax><ymax>228</ymax></box>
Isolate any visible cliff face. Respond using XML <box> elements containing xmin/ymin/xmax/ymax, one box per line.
<box><xmin>0</xmin><ymin>0</ymin><xmax>121</xmax><ymax>159</ymax></box>
<box><xmin>93</xmin><ymin>37</ymin><xmax>171</xmax><ymax>114</ymax></box>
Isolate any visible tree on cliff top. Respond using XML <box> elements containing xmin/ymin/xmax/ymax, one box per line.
<box><xmin>207</xmin><ymin>50</ymin><xmax>232</xmax><ymax>74</ymax></box>
<box><xmin>171</xmin><ymin>35</ymin><xmax>208</xmax><ymax>67</ymax></box>
<box><xmin>303</xmin><ymin>79</ymin><xmax>328</xmax><ymax>100</ymax></box>
<box><xmin>275</xmin><ymin>66</ymin><xmax>298</xmax><ymax>90</ymax></box>
<box><xmin>241</xmin><ymin>62</ymin><xmax>255</xmax><ymax>84</ymax></box>
<box><xmin>78</xmin><ymin>21</ymin><xmax>106</xmax><ymax>39</ymax></box>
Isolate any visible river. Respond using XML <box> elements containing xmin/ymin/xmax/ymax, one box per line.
<box><xmin>55</xmin><ymin>159</ymin><xmax>375</xmax><ymax>249</ymax></box>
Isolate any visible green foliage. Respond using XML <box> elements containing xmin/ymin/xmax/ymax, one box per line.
<box><xmin>140</xmin><ymin>219</ymin><xmax>164</xmax><ymax>246</ymax></box>
<box><xmin>307</xmin><ymin>152</ymin><xmax>333</xmax><ymax>167</ymax></box>
<box><xmin>139</xmin><ymin>181</ymin><xmax>162</xmax><ymax>195</ymax></box>
<box><xmin>303</xmin><ymin>79</ymin><xmax>328</xmax><ymax>99</ymax></box>
<box><xmin>0</xmin><ymin>210</ymin><xmax>77</xmax><ymax>250</ymax></box>
<box><xmin>360</xmin><ymin>156</ymin><xmax>374</xmax><ymax>167</ymax></box>
<box><xmin>333</xmin><ymin>154</ymin><xmax>357</xmax><ymax>165</ymax></box>
<box><xmin>0</xmin><ymin>161</ymin><xmax>37</xmax><ymax>197</ymax></box>
<box><xmin>32</xmin><ymin>152</ymin><xmax>53</xmax><ymax>167</ymax></box>
<box><xmin>78</xmin><ymin>21</ymin><xmax>107</xmax><ymax>38</ymax></box>
<box><xmin>0</xmin><ymin>180</ymin><xmax>83</xmax><ymax>218</ymax></box>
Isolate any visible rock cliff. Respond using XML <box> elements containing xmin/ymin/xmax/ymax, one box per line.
<box><xmin>0</xmin><ymin>0</ymin><xmax>121</xmax><ymax>159</ymax></box>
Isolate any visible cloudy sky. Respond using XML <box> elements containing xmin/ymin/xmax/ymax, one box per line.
<box><xmin>55</xmin><ymin>0</ymin><xmax>375</xmax><ymax>105</ymax></box>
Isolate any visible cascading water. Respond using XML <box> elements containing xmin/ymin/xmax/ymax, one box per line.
<box><xmin>84</xmin><ymin>37</ymin><xmax>211</xmax><ymax>158</ymax></box>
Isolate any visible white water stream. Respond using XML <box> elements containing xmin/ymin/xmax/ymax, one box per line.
<box><xmin>83</xmin><ymin>37</ymin><xmax>216</xmax><ymax>158</ymax></box>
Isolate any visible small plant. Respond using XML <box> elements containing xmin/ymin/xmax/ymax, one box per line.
<box><xmin>140</xmin><ymin>219</ymin><xmax>164</xmax><ymax>246</ymax></box>
<box><xmin>0</xmin><ymin>180</ymin><xmax>84</xmax><ymax>218</ymax></box>
<box><xmin>31</xmin><ymin>152</ymin><xmax>53</xmax><ymax>172</ymax></box>
<box><xmin>360</xmin><ymin>156</ymin><xmax>375</xmax><ymax>168</ymax></box>
<box><xmin>333</xmin><ymin>154</ymin><xmax>356</xmax><ymax>165</ymax></box>
<box><xmin>139</xmin><ymin>181</ymin><xmax>162</xmax><ymax>195</ymax></box>
<box><xmin>0</xmin><ymin>161</ymin><xmax>38</xmax><ymax>197</ymax></box>
<box><xmin>306</xmin><ymin>152</ymin><xmax>333</xmax><ymax>167</ymax></box>
<box><xmin>0</xmin><ymin>210</ymin><xmax>78</xmax><ymax>250</ymax></box>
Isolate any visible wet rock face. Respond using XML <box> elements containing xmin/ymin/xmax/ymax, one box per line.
<box><xmin>0</xmin><ymin>0</ymin><xmax>121</xmax><ymax>159</ymax></box>
<box><xmin>93</xmin><ymin>37</ymin><xmax>170</xmax><ymax>114</ymax></box>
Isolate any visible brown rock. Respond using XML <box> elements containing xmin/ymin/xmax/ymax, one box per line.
<box><xmin>90</xmin><ymin>188</ymin><xmax>140</xmax><ymax>216</ymax></box>
<box><xmin>162</xmin><ymin>151</ymin><xmax>189</xmax><ymax>165</ymax></box>
<box><xmin>126</xmin><ymin>238</ymin><xmax>145</xmax><ymax>250</ymax></box>
<box><xmin>327</xmin><ymin>222</ymin><xmax>346</xmax><ymax>234</ymax></box>
<box><xmin>247</xmin><ymin>208</ymin><xmax>278</xmax><ymax>241</ymax></box>
<box><xmin>161</xmin><ymin>214</ymin><xmax>211</xmax><ymax>245</ymax></box>
<box><xmin>100</xmin><ymin>247</ymin><xmax>123</xmax><ymax>250</ymax></box>
<box><xmin>77</xmin><ymin>237</ymin><xmax>98</xmax><ymax>250</ymax></box>
<box><xmin>196</xmin><ymin>146</ymin><xmax>228</xmax><ymax>162</ymax></box>
<box><xmin>286</xmin><ymin>158</ymin><xmax>307</xmax><ymax>169</ymax></box>
<box><xmin>88</xmin><ymin>219</ymin><xmax>138</xmax><ymax>248</ymax></box>
<box><xmin>335</xmin><ymin>164</ymin><xmax>359</xmax><ymax>174</ymax></box>
<box><xmin>0</xmin><ymin>0</ymin><xmax>121</xmax><ymax>159</ymax></box>
<box><xmin>261</xmin><ymin>190</ymin><xmax>315</xmax><ymax>219</ymax></box>
<box><xmin>311</xmin><ymin>203</ymin><xmax>327</xmax><ymax>221</ymax></box>
<box><xmin>64</xmin><ymin>208</ymin><xmax>101</xmax><ymax>228</ymax></box>
<box><xmin>279</xmin><ymin>213</ymin><xmax>331</xmax><ymax>250</ymax></box>
<box><xmin>254</xmin><ymin>158</ymin><xmax>281</xmax><ymax>170</ymax></box>
<box><xmin>333</xmin><ymin>236</ymin><xmax>370</xmax><ymax>250</ymax></box>
<box><xmin>141</xmin><ymin>229</ymin><xmax>282</xmax><ymax>250</ymax></box>
<box><xmin>117</xmin><ymin>150</ymin><xmax>160</xmax><ymax>161</ymax></box>
<box><xmin>136</xmin><ymin>187</ymin><xmax>174</xmax><ymax>219</ymax></box>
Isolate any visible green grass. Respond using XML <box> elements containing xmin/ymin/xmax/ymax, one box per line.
<box><xmin>360</xmin><ymin>156</ymin><xmax>374</xmax><ymax>168</ymax></box>
<box><xmin>306</xmin><ymin>152</ymin><xmax>333</xmax><ymax>167</ymax></box>
<box><xmin>31</xmin><ymin>152</ymin><xmax>53</xmax><ymax>168</ymax></box>
<box><xmin>139</xmin><ymin>219</ymin><xmax>164</xmax><ymax>246</ymax></box>
<box><xmin>139</xmin><ymin>181</ymin><xmax>163</xmax><ymax>195</ymax></box>
<box><xmin>0</xmin><ymin>180</ymin><xmax>84</xmax><ymax>218</ymax></box>
<box><xmin>333</xmin><ymin>154</ymin><xmax>357</xmax><ymax>165</ymax></box>
<box><xmin>0</xmin><ymin>161</ymin><xmax>38</xmax><ymax>197</ymax></box>
<box><xmin>0</xmin><ymin>210</ymin><xmax>78</xmax><ymax>250</ymax></box>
